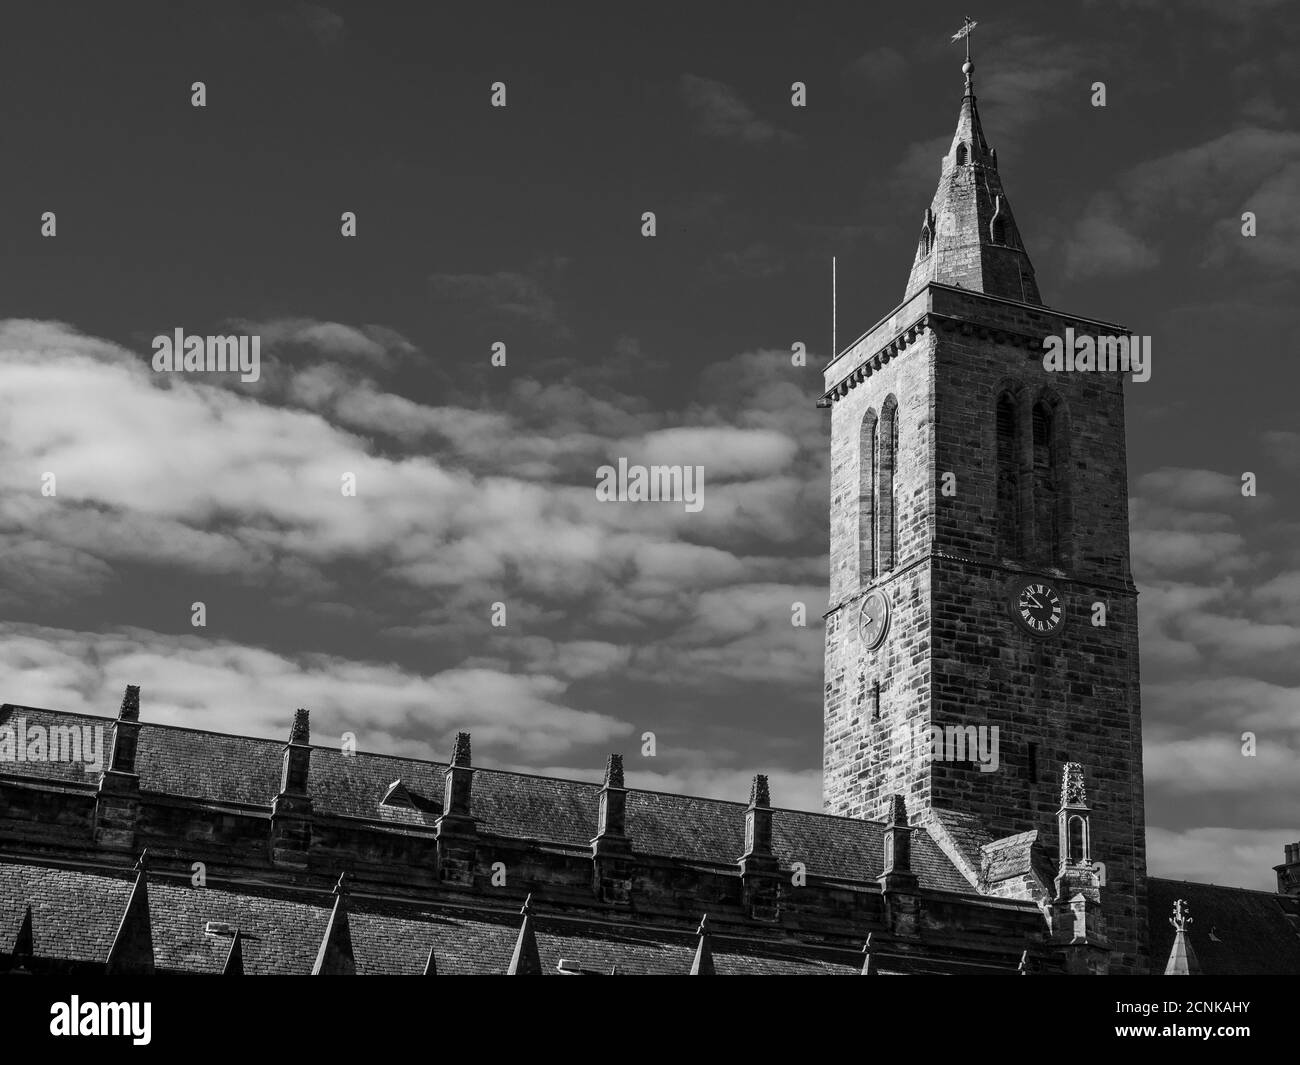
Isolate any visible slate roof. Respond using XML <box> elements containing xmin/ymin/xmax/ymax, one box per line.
<box><xmin>0</xmin><ymin>703</ymin><xmax>971</xmax><ymax>892</ymax></box>
<box><xmin>0</xmin><ymin>859</ymin><xmax>871</xmax><ymax>975</ymax></box>
<box><xmin>1147</xmin><ymin>878</ymin><xmax>1300</xmax><ymax>976</ymax></box>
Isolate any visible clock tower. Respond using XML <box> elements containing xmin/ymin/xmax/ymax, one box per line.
<box><xmin>820</xmin><ymin>57</ymin><xmax>1148</xmax><ymax>972</ymax></box>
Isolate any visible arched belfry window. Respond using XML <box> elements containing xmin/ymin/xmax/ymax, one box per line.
<box><xmin>859</xmin><ymin>409</ymin><xmax>878</xmax><ymax>584</ymax></box>
<box><xmin>990</xmin><ymin>216</ymin><xmax>1006</xmax><ymax>245</ymax></box>
<box><xmin>995</xmin><ymin>391</ymin><xmax>1019</xmax><ymax>558</ymax></box>
<box><xmin>955</xmin><ymin>142</ymin><xmax>968</xmax><ymax>165</ymax></box>
<box><xmin>1067</xmin><ymin>815</ymin><xmax>1088</xmax><ymax>864</ymax></box>
<box><xmin>1032</xmin><ymin>394</ymin><xmax>1072</xmax><ymax>567</ymax></box>
<box><xmin>877</xmin><ymin>397</ymin><xmax>899</xmax><ymax>572</ymax></box>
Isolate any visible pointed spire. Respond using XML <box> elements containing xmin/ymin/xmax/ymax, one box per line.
<box><xmin>106</xmin><ymin>850</ymin><xmax>154</xmax><ymax>974</ymax></box>
<box><xmin>879</xmin><ymin>793</ymin><xmax>918</xmax><ymax>893</ymax></box>
<box><xmin>603</xmin><ymin>753</ymin><xmax>624</xmax><ymax>788</ymax></box>
<box><xmin>311</xmin><ymin>873</ymin><xmax>356</xmax><ymax>975</ymax></box>
<box><xmin>103</xmin><ymin>684</ymin><xmax>143</xmax><ymax>775</ymax></box>
<box><xmin>950</xmin><ymin>58</ymin><xmax>991</xmax><ymax>164</ymax></box>
<box><xmin>860</xmin><ymin>932</ymin><xmax>879</xmax><ymax>975</ymax></box>
<box><xmin>222</xmin><ymin>931</ymin><xmax>244</xmax><ymax>975</ymax></box>
<box><xmin>742</xmin><ymin>773</ymin><xmax>774</xmax><ymax>861</ymax></box>
<box><xmin>1164</xmin><ymin>899</ymin><xmax>1202</xmax><ymax>975</ymax></box>
<box><xmin>119</xmin><ymin>684</ymin><xmax>141</xmax><ymax>721</ymax></box>
<box><xmin>288</xmin><ymin>707</ymin><xmax>310</xmax><ymax>745</ymax></box>
<box><xmin>689</xmin><ymin>914</ymin><xmax>715</xmax><ymax>975</ymax></box>
<box><xmin>506</xmin><ymin>894</ymin><xmax>542</xmax><ymax>975</ymax></box>
<box><xmin>451</xmin><ymin>731</ymin><xmax>472</xmax><ymax>767</ymax></box>
<box><xmin>594</xmin><ymin>752</ymin><xmax>630</xmax><ymax>851</ymax></box>
<box><xmin>904</xmin><ymin>55</ymin><xmax>1042</xmax><ymax>305</ymax></box>
<box><xmin>423</xmin><ymin>946</ymin><xmax>437</xmax><ymax>975</ymax></box>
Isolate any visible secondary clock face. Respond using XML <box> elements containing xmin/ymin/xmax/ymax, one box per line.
<box><xmin>858</xmin><ymin>590</ymin><xmax>890</xmax><ymax>649</ymax></box>
<box><xmin>1013</xmin><ymin>580</ymin><xmax>1063</xmax><ymax>637</ymax></box>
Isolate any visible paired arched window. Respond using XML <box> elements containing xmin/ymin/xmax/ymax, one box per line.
<box><xmin>878</xmin><ymin>397</ymin><xmax>899</xmax><ymax>573</ymax></box>
<box><xmin>995</xmin><ymin>388</ymin><xmax>1071</xmax><ymax>566</ymax></box>
<box><xmin>858</xmin><ymin>409</ymin><xmax>878</xmax><ymax>580</ymax></box>
<box><xmin>1032</xmin><ymin>396</ymin><xmax>1072</xmax><ymax>566</ymax></box>
<box><xmin>858</xmin><ymin>397</ymin><xmax>900</xmax><ymax>586</ymax></box>
<box><xmin>995</xmin><ymin>392</ymin><xmax>1019</xmax><ymax>558</ymax></box>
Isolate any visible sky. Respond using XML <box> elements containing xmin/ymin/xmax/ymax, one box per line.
<box><xmin>0</xmin><ymin>0</ymin><xmax>1296</xmax><ymax>890</ymax></box>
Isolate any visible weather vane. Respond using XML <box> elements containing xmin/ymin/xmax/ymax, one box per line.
<box><xmin>951</xmin><ymin>16</ymin><xmax>978</xmax><ymax>62</ymax></box>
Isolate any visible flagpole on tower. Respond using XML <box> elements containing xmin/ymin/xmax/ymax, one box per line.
<box><xmin>832</xmin><ymin>256</ymin><xmax>837</xmax><ymax>360</ymax></box>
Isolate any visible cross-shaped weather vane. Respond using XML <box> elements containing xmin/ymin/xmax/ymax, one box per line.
<box><xmin>951</xmin><ymin>15</ymin><xmax>978</xmax><ymax>60</ymax></box>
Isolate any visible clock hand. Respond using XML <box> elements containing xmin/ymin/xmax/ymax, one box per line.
<box><xmin>1025</xmin><ymin>592</ymin><xmax>1043</xmax><ymax>609</ymax></box>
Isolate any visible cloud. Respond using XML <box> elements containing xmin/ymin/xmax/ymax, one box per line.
<box><xmin>0</xmin><ymin>320</ymin><xmax>826</xmax><ymax>744</ymax></box>
<box><xmin>841</xmin><ymin>46</ymin><xmax>907</xmax><ymax>96</ymax></box>
<box><xmin>0</xmin><ymin>621</ymin><xmax>633</xmax><ymax>764</ymax></box>
<box><xmin>1261</xmin><ymin>430</ymin><xmax>1300</xmax><ymax>470</ymax></box>
<box><xmin>1148</xmin><ymin>826</ymin><xmax>1290</xmax><ymax>892</ymax></box>
<box><xmin>612</xmin><ymin>426</ymin><xmax>799</xmax><ymax>480</ymax></box>
<box><xmin>679</xmin><ymin>74</ymin><xmax>799</xmax><ymax>147</ymax></box>
<box><xmin>1063</xmin><ymin>211</ymin><xmax>1160</xmax><ymax>279</ymax></box>
<box><xmin>702</xmin><ymin>241</ymin><xmax>787</xmax><ymax>282</ymax></box>
<box><xmin>280</xmin><ymin>3</ymin><xmax>345</xmax><ymax>49</ymax></box>
<box><xmin>237</xmin><ymin>318</ymin><xmax>413</xmax><ymax>365</ymax></box>
<box><xmin>429</xmin><ymin>258</ymin><xmax>571</xmax><ymax>337</ymax></box>
<box><xmin>1065</xmin><ymin>128</ymin><xmax>1300</xmax><ymax>279</ymax></box>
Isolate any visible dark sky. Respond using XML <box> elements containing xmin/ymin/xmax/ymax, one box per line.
<box><xmin>0</xmin><ymin>0</ymin><xmax>1296</xmax><ymax>889</ymax></box>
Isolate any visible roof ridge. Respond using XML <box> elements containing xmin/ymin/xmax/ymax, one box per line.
<box><xmin>2</xmin><ymin>703</ymin><xmax>894</xmax><ymax>828</ymax></box>
<box><xmin>1148</xmin><ymin>876</ymin><xmax>1288</xmax><ymax>899</ymax></box>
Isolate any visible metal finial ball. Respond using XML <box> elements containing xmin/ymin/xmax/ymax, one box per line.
<box><xmin>962</xmin><ymin>60</ymin><xmax>974</xmax><ymax>75</ymax></box>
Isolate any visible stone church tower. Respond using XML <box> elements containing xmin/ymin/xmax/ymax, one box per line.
<box><xmin>821</xmin><ymin>57</ymin><xmax>1148</xmax><ymax>972</ymax></box>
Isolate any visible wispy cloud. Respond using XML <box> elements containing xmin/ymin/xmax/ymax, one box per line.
<box><xmin>429</xmin><ymin>257</ymin><xmax>572</xmax><ymax>337</ymax></box>
<box><xmin>679</xmin><ymin>74</ymin><xmax>799</xmax><ymax>147</ymax></box>
<box><xmin>1065</xmin><ymin>128</ymin><xmax>1300</xmax><ymax>279</ymax></box>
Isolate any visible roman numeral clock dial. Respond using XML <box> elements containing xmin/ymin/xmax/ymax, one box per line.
<box><xmin>1010</xmin><ymin>580</ymin><xmax>1064</xmax><ymax>638</ymax></box>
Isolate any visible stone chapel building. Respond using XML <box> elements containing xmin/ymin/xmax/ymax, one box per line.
<box><xmin>1</xmin><ymin>58</ymin><xmax>1298</xmax><ymax>976</ymax></box>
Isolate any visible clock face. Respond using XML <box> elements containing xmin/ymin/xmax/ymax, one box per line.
<box><xmin>858</xmin><ymin>590</ymin><xmax>890</xmax><ymax>649</ymax></box>
<box><xmin>1013</xmin><ymin>580</ymin><xmax>1063</xmax><ymax>637</ymax></box>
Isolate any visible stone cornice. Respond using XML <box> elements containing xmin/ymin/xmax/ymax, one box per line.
<box><xmin>819</xmin><ymin>284</ymin><xmax>1129</xmax><ymax>405</ymax></box>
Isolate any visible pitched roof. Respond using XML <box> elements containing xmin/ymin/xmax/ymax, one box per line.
<box><xmin>0</xmin><ymin>858</ymin><xmax>866</xmax><ymax>975</ymax></box>
<box><xmin>1147</xmin><ymin>878</ymin><xmax>1300</xmax><ymax>975</ymax></box>
<box><xmin>0</xmin><ymin>704</ymin><xmax>969</xmax><ymax>892</ymax></box>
